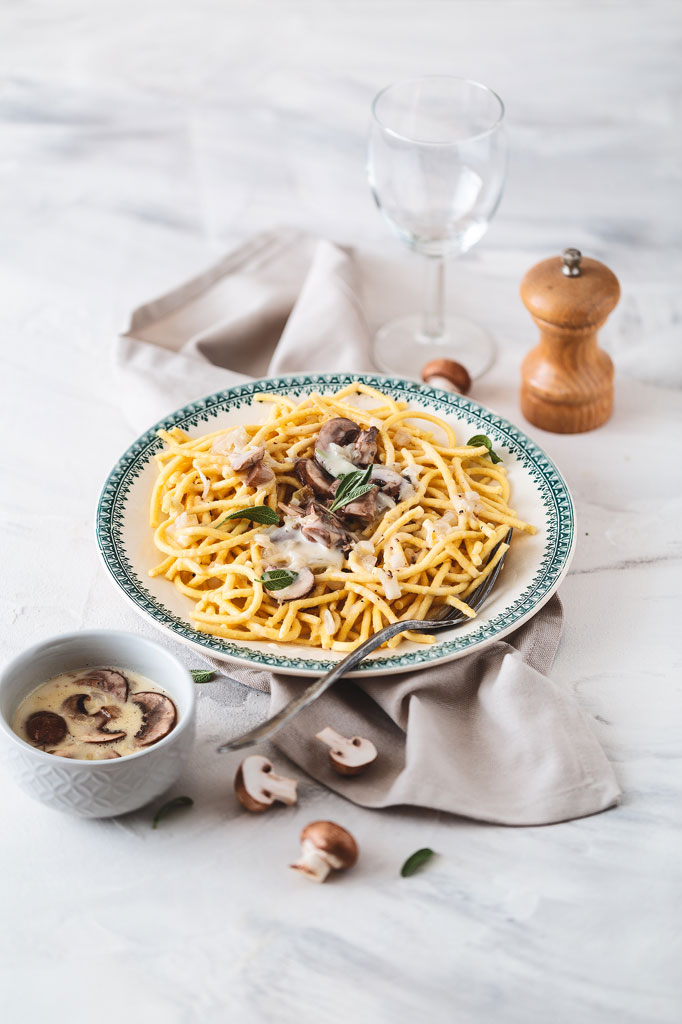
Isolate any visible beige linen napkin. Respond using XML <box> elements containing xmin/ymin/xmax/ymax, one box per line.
<box><xmin>115</xmin><ymin>228</ymin><xmax>621</xmax><ymax>825</ymax></box>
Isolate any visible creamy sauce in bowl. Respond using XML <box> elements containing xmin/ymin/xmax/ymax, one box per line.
<box><xmin>11</xmin><ymin>667</ymin><xmax>178</xmax><ymax>760</ymax></box>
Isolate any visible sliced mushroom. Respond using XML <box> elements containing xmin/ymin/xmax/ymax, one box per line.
<box><xmin>317</xmin><ymin>417</ymin><xmax>360</xmax><ymax>450</ymax></box>
<box><xmin>278</xmin><ymin>501</ymin><xmax>306</xmax><ymax>519</ymax></box>
<box><xmin>61</xmin><ymin>693</ymin><xmax>93</xmax><ymax>720</ymax></box>
<box><xmin>80</xmin><ymin>711</ymin><xmax>127</xmax><ymax>745</ymax></box>
<box><xmin>350</xmin><ymin>426</ymin><xmax>379</xmax><ymax>466</ymax></box>
<box><xmin>61</xmin><ymin>693</ymin><xmax>125</xmax><ymax>743</ymax></box>
<box><xmin>294</xmin><ymin>458</ymin><xmax>337</xmax><ymax>498</ymax></box>
<box><xmin>234</xmin><ymin>755</ymin><xmax>298</xmax><ymax>812</ymax></box>
<box><xmin>299</xmin><ymin>502</ymin><xmax>356</xmax><ymax>552</ymax></box>
<box><xmin>290</xmin><ymin>821</ymin><xmax>358</xmax><ymax>882</ymax></box>
<box><xmin>264</xmin><ymin>566</ymin><xmax>315</xmax><ymax>602</ymax></box>
<box><xmin>338</xmin><ymin>487</ymin><xmax>378</xmax><ymax>521</ymax></box>
<box><xmin>77</xmin><ymin>669</ymin><xmax>129</xmax><ymax>702</ymax></box>
<box><xmin>132</xmin><ymin>692</ymin><xmax>177</xmax><ymax>746</ymax></box>
<box><xmin>229</xmin><ymin>446</ymin><xmax>265</xmax><ymax>472</ymax></box>
<box><xmin>25</xmin><ymin>711</ymin><xmax>67</xmax><ymax>747</ymax></box>
<box><xmin>370</xmin><ymin>465</ymin><xmax>408</xmax><ymax>500</ymax></box>
<box><xmin>246</xmin><ymin>462</ymin><xmax>275</xmax><ymax>488</ymax></box>
<box><xmin>315</xmin><ymin>727</ymin><xmax>378</xmax><ymax>775</ymax></box>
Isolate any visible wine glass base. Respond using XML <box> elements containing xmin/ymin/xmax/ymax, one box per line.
<box><xmin>371</xmin><ymin>314</ymin><xmax>496</xmax><ymax>382</ymax></box>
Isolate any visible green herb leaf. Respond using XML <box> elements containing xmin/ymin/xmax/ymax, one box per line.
<box><xmin>190</xmin><ymin>670</ymin><xmax>215</xmax><ymax>684</ymax></box>
<box><xmin>400</xmin><ymin>848</ymin><xmax>435</xmax><ymax>877</ymax></box>
<box><xmin>152</xmin><ymin>796</ymin><xmax>194</xmax><ymax>829</ymax></box>
<box><xmin>258</xmin><ymin>568</ymin><xmax>299</xmax><ymax>592</ymax></box>
<box><xmin>467</xmin><ymin>434</ymin><xmax>503</xmax><ymax>465</ymax></box>
<box><xmin>328</xmin><ymin>465</ymin><xmax>375</xmax><ymax>513</ymax></box>
<box><xmin>214</xmin><ymin>505</ymin><xmax>279</xmax><ymax>528</ymax></box>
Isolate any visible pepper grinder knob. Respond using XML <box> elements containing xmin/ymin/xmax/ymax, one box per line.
<box><xmin>520</xmin><ymin>249</ymin><xmax>620</xmax><ymax>434</ymax></box>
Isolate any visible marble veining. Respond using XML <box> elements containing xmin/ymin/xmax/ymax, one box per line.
<box><xmin>1</xmin><ymin>2</ymin><xmax>681</xmax><ymax>1022</ymax></box>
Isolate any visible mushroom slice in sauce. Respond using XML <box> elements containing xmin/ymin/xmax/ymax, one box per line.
<box><xmin>294</xmin><ymin>458</ymin><xmax>337</xmax><ymax>498</ymax></box>
<box><xmin>350</xmin><ymin>426</ymin><xmax>379</xmax><ymax>466</ymax></box>
<box><xmin>80</xmin><ymin>709</ymin><xmax>127</xmax><ymax>745</ymax></box>
<box><xmin>25</xmin><ymin>711</ymin><xmax>67</xmax><ymax>747</ymax></box>
<box><xmin>78</xmin><ymin>669</ymin><xmax>129</xmax><ymax>702</ymax></box>
<box><xmin>317</xmin><ymin>417</ymin><xmax>360</xmax><ymax>450</ymax></box>
<box><xmin>264</xmin><ymin>566</ymin><xmax>315</xmax><ymax>602</ymax></box>
<box><xmin>132</xmin><ymin>692</ymin><xmax>177</xmax><ymax>746</ymax></box>
<box><xmin>61</xmin><ymin>693</ymin><xmax>93</xmax><ymax>720</ymax></box>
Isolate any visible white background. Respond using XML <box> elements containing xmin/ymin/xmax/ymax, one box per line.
<box><xmin>1</xmin><ymin>2</ymin><xmax>680</xmax><ymax>1022</ymax></box>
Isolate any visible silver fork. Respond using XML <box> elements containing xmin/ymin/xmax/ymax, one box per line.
<box><xmin>217</xmin><ymin>528</ymin><xmax>513</xmax><ymax>752</ymax></box>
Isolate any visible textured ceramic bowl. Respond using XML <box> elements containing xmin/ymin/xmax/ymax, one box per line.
<box><xmin>0</xmin><ymin>630</ymin><xmax>195</xmax><ymax>818</ymax></box>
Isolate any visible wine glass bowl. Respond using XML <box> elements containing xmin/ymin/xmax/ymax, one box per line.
<box><xmin>367</xmin><ymin>76</ymin><xmax>507</xmax><ymax>379</ymax></box>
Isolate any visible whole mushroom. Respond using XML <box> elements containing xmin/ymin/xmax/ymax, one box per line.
<box><xmin>421</xmin><ymin>358</ymin><xmax>472</xmax><ymax>395</ymax></box>
<box><xmin>290</xmin><ymin>821</ymin><xmax>358</xmax><ymax>883</ymax></box>
<box><xmin>234</xmin><ymin>755</ymin><xmax>298</xmax><ymax>812</ymax></box>
<box><xmin>315</xmin><ymin>726</ymin><xmax>378</xmax><ymax>776</ymax></box>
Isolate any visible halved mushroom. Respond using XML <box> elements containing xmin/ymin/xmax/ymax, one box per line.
<box><xmin>77</xmin><ymin>669</ymin><xmax>129</xmax><ymax>702</ymax></box>
<box><xmin>25</xmin><ymin>711</ymin><xmax>67</xmax><ymax>747</ymax></box>
<box><xmin>370</xmin><ymin>465</ymin><xmax>408</xmax><ymax>500</ymax></box>
<box><xmin>234</xmin><ymin>755</ymin><xmax>298</xmax><ymax>812</ymax></box>
<box><xmin>294</xmin><ymin>458</ymin><xmax>337</xmax><ymax>498</ymax></box>
<box><xmin>132</xmin><ymin>692</ymin><xmax>177</xmax><ymax>746</ymax></box>
<box><xmin>317</xmin><ymin>417</ymin><xmax>360</xmax><ymax>450</ymax></box>
<box><xmin>315</xmin><ymin>726</ymin><xmax>378</xmax><ymax>775</ymax></box>
<box><xmin>264</xmin><ymin>566</ymin><xmax>315</xmax><ymax>602</ymax></box>
<box><xmin>290</xmin><ymin>821</ymin><xmax>358</xmax><ymax>882</ymax></box>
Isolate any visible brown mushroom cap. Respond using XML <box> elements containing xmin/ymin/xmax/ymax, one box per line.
<box><xmin>77</xmin><ymin>669</ymin><xmax>129</xmax><ymax>702</ymax></box>
<box><xmin>300</xmin><ymin>821</ymin><xmax>358</xmax><ymax>868</ymax></box>
<box><xmin>25</xmin><ymin>711</ymin><xmax>68</xmax><ymax>747</ymax></box>
<box><xmin>317</xmin><ymin>417</ymin><xmax>360</xmax><ymax>449</ymax></box>
<box><xmin>420</xmin><ymin>358</ymin><xmax>472</xmax><ymax>395</ymax></box>
<box><xmin>132</xmin><ymin>692</ymin><xmax>177</xmax><ymax>746</ymax></box>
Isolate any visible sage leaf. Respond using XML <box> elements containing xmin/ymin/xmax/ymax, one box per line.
<box><xmin>258</xmin><ymin>568</ymin><xmax>299</xmax><ymax>591</ymax></box>
<box><xmin>467</xmin><ymin>434</ymin><xmax>503</xmax><ymax>465</ymax></box>
<box><xmin>329</xmin><ymin>465</ymin><xmax>375</xmax><ymax>513</ymax></box>
<box><xmin>190</xmin><ymin>670</ymin><xmax>215</xmax><ymax>684</ymax></box>
<box><xmin>400</xmin><ymin>847</ymin><xmax>435</xmax><ymax>877</ymax></box>
<box><xmin>152</xmin><ymin>796</ymin><xmax>194</xmax><ymax>829</ymax></box>
<box><xmin>214</xmin><ymin>505</ymin><xmax>279</xmax><ymax>528</ymax></box>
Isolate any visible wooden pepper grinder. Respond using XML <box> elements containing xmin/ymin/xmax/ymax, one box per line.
<box><xmin>520</xmin><ymin>248</ymin><xmax>620</xmax><ymax>433</ymax></box>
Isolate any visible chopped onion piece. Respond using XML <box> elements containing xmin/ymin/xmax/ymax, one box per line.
<box><xmin>322</xmin><ymin>609</ymin><xmax>336</xmax><ymax>635</ymax></box>
<box><xmin>374</xmin><ymin>568</ymin><xmax>402</xmax><ymax>601</ymax></box>
<box><xmin>211</xmin><ymin>427</ymin><xmax>249</xmax><ymax>455</ymax></box>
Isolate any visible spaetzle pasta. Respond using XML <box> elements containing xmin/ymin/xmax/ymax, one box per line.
<box><xmin>148</xmin><ymin>382</ymin><xmax>535</xmax><ymax>651</ymax></box>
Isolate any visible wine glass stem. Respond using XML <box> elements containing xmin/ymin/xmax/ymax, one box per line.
<box><xmin>421</xmin><ymin>256</ymin><xmax>446</xmax><ymax>343</ymax></box>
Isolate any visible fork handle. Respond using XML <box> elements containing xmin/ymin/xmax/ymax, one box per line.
<box><xmin>216</xmin><ymin>615</ymin><xmax>455</xmax><ymax>752</ymax></box>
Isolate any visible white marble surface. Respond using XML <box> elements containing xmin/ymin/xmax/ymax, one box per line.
<box><xmin>1</xmin><ymin>2</ymin><xmax>681</xmax><ymax>1022</ymax></box>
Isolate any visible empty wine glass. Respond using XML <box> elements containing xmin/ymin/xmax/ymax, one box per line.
<box><xmin>367</xmin><ymin>75</ymin><xmax>507</xmax><ymax>379</ymax></box>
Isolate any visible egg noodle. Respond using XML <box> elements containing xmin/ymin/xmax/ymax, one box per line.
<box><xmin>149</xmin><ymin>382</ymin><xmax>536</xmax><ymax>652</ymax></box>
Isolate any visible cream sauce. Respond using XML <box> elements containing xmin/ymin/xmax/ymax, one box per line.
<box><xmin>11</xmin><ymin>668</ymin><xmax>176</xmax><ymax>761</ymax></box>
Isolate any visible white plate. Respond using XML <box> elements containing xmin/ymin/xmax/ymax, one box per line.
<box><xmin>96</xmin><ymin>373</ymin><xmax>575</xmax><ymax>676</ymax></box>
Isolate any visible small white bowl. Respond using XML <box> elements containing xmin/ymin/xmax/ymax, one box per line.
<box><xmin>0</xmin><ymin>630</ymin><xmax>195</xmax><ymax>818</ymax></box>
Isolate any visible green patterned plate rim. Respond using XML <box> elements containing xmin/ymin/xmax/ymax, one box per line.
<box><xmin>95</xmin><ymin>373</ymin><xmax>575</xmax><ymax>675</ymax></box>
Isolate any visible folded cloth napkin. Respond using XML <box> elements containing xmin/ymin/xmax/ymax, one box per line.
<box><xmin>115</xmin><ymin>227</ymin><xmax>621</xmax><ymax>826</ymax></box>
